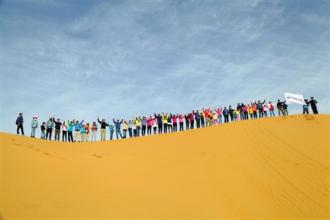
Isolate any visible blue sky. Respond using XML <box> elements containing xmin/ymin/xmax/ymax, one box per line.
<box><xmin>0</xmin><ymin>0</ymin><xmax>329</xmax><ymax>135</ymax></box>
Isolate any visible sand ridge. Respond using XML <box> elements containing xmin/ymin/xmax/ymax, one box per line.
<box><xmin>0</xmin><ymin>114</ymin><xmax>329</xmax><ymax>219</ymax></box>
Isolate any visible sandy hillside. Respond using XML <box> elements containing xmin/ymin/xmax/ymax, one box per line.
<box><xmin>0</xmin><ymin>114</ymin><xmax>329</xmax><ymax>219</ymax></box>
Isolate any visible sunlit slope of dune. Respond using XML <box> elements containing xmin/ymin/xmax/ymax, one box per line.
<box><xmin>0</xmin><ymin>114</ymin><xmax>329</xmax><ymax>219</ymax></box>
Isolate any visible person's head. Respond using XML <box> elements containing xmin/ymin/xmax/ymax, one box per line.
<box><xmin>277</xmin><ymin>99</ymin><xmax>280</xmax><ymax>102</ymax></box>
<box><xmin>19</xmin><ymin>113</ymin><xmax>23</xmax><ymax>116</ymax></box>
<box><xmin>42</xmin><ymin>122</ymin><xmax>45</xmax><ymax>124</ymax></box>
<box><xmin>102</xmin><ymin>119</ymin><xmax>105</xmax><ymax>122</ymax></box>
<box><xmin>93</xmin><ymin>121</ymin><xmax>96</xmax><ymax>124</ymax></box>
<box><xmin>76</xmin><ymin>120</ymin><xmax>79</xmax><ymax>123</ymax></box>
<box><xmin>33</xmin><ymin>116</ymin><xmax>37</xmax><ymax>120</ymax></box>
<box><xmin>63</xmin><ymin>122</ymin><xmax>66</xmax><ymax>125</ymax></box>
<box><xmin>87</xmin><ymin>123</ymin><xmax>89</xmax><ymax>125</ymax></box>
<box><xmin>117</xmin><ymin>119</ymin><xmax>120</xmax><ymax>122</ymax></box>
<box><xmin>57</xmin><ymin>118</ymin><xmax>60</xmax><ymax>122</ymax></box>
<box><xmin>49</xmin><ymin>117</ymin><xmax>52</xmax><ymax>120</ymax></box>
<box><xmin>311</xmin><ymin>97</ymin><xmax>314</xmax><ymax>100</ymax></box>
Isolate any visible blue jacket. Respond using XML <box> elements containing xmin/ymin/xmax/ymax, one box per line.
<box><xmin>113</xmin><ymin>119</ymin><xmax>123</xmax><ymax>130</ymax></box>
<box><xmin>74</xmin><ymin>120</ymin><xmax>84</xmax><ymax>131</ymax></box>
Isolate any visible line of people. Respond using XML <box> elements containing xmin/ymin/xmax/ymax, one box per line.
<box><xmin>15</xmin><ymin>97</ymin><xmax>319</xmax><ymax>141</ymax></box>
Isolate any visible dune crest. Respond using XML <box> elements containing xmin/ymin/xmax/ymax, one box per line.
<box><xmin>1</xmin><ymin>114</ymin><xmax>329</xmax><ymax>219</ymax></box>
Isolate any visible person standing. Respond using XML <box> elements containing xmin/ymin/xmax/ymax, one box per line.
<box><xmin>178</xmin><ymin>114</ymin><xmax>184</xmax><ymax>131</ymax></box>
<box><xmin>46</xmin><ymin>117</ymin><xmax>54</xmax><ymax>140</ymax></box>
<box><xmin>61</xmin><ymin>122</ymin><xmax>68</xmax><ymax>142</ymax></box>
<box><xmin>40</xmin><ymin>122</ymin><xmax>46</xmax><ymax>139</ymax></box>
<box><xmin>122</xmin><ymin>121</ymin><xmax>128</xmax><ymax>138</ymax></box>
<box><xmin>141</xmin><ymin>117</ymin><xmax>147</xmax><ymax>136</ymax></box>
<box><xmin>67</xmin><ymin>121</ymin><xmax>74</xmax><ymax>142</ymax></box>
<box><xmin>97</xmin><ymin>118</ymin><xmax>108</xmax><ymax>141</ymax></box>
<box><xmin>277</xmin><ymin>100</ymin><xmax>285</xmax><ymax>116</ymax></box>
<box><xmin>128</xmin><ymin>120</ymin><xmax>133</xmax><ymax>138</ymax></box>
<box><xmin>283</xmin><ymin>102</ymin><xmax>289</xmax><ymax>116</ymax></box>
<box><xmin>53</xmin><ymin>118</ymin><xmax>62</xmax><ymax>141</ymax></box>
<box><xmin>302</xmin><ymin>99</ymin><xmax>309</xmax><ymax>114</ymax></box>
<box><xmin>268</xmin><ymin>101</ymin><xmax>275</xmax><ymax>117</ymax></box>
<box><xmin>109</xmin><ymin>123</ymin><xmax>115</xmax><ymax>140</ymax></box>
<box><xmin>74</xmin><ymin>120</ymin><xmax>84</xmax><ymax>142</ymax></box>
<box><xmin>16</xmin><ymin>113</ymin><xmax>24</xmax><ymax>135</ymax></box>
<box><xmin>113</xmin><ymin>119</ymin><xmax>123</xmax><ymax>139</ymax></box>
<box><xmin>90</xmin><ymin>122</ymin><xmax>98</xmax><ymax>142</ymax></box>
<box><xmin>223</xmin><ymin>107</ymin><xmax>229</xmax><ymax>123</ymax></box>
<box><xmin>85</xmin><ymin>123</ymin><xmax>90</xmax><ymax>142</ymax></box>
<box><xmin>30</xmin><ymin>116</ymin><xmax>38</xmax><ymax>138</ymax></box>
<box><xmin>309</xmin><ymin>97</ymin><xmax>318</xmax><ymax>114</ymax></box>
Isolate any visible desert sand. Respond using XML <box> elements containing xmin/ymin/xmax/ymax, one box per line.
<box><xmin>0</xmin><ymin>114</ymin><xmax>329</xmax><ymax>219</ymax></box>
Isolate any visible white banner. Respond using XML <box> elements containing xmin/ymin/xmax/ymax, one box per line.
<box><xmin>284</xmin><ymin>92</ymin><xmax>305</xmax><ymax>105</ymax></box>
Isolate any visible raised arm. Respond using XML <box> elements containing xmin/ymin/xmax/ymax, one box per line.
<box><xmin>97</xmin><ymin>118</ymin><xmax>101</xmax><ymax>124</ymax></box>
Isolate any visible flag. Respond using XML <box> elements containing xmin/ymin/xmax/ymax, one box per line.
<box><xmin>284</xmin><ymin>92</ymin><xmax>305</xmax><ymax>105</ymax></box>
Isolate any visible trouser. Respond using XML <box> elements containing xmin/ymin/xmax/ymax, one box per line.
<box><xmin>115</xmin><ymin>129</ymin><xmax>123</xmax><ymax>139</ymax></box>
<box><xmin>142</xmin><ymin>125</ymin><xmax>146</xmax><ymax>136</ymax></box>
<box><xmin>244</xmin><ymin>112</ymin><xmax>249</xmax><ymax>120</ymax></box>
<box><xmin>123</xmin><ymin>130</ymin><xmax>127</xmax><ymax>138</ymax></box>
<box><xmin>190</xmin><ymin>121</ymin><xmax>194</xmax><ymax>129</ymax></box>
<box><xmin>303</xmin><ymin>108</ymin><xmax>309</xmax><ymax>114</ymax></box>
<box><xmin>218</xmin><ymin>115</ymin><xmax>222</xmax><ymax>124</ymax></box>
<box><xmin>17</xmin><ymin>125</ymin><xmax>24</xmax><ymax>135</ymax></box>
<box><xmin>153</xmin><ymin>127</ymin><xmax>157</xmax><ymax>134</ymax></box>
<box><xmin>41</xmin><ymin>130</ymin><xmax>46</xmax><ymax>139</ymax></box>
<box><xmin>224</xmin><ymin>115</ymin><xmax>229</xmax><ymax>123</ymax></box>
<box><xmin>283</xmin><ymin>109</ymin><xmax>288</xmax><ymax>116</ymax></box>
<box><xmin>100</xmin><ymin>129</ymin><xmax>106</xmax><ymax>141</ymax></box>
<box><xmin>110</xmin><ymin>130</ymin><xmax>114</xmax><ymax>140</ymax></box>
<box><xmin>147</xmin><ymin>126</ymin><xmax>152</xmax><ymax>135</ymax></box>
<box><xmin>278</xmin><ymin>108</ymin><xmax>284</xmax><ymax>116</ymax></box>
<box><xmin>185</xmin><ymin>121</ymin><xmax>189</xmax><ymax>130</ymax></box>
<box><xmin>240</xmin><ymin>112</ymin><xmax>244</xmax><ymax>120</ymax></box>
<box><xmin>230</xmin><ymin>115</ymin><xmax>233</xmax><ymax>122</ymax></box>
<box><xmin>258</xmin><ymin>110</ymin><xmax>263</xmax><ymax>118</ymax></box>
<box><xmin>62</xmin><ymin>131</ymin><xmax>67</xmax><ymax>142</ymax></box>
<box><xmin>133</xmin><ymin>129</ymin><xmax>137</xmax><ymax>137</ymax></box>
<box><xmin>158</xmin><ymin>124</ymin><xmax>162</xmax><ymax>133</ymax></box>
<box><xmin>91</xmin><ymin>131</ymin><xmax>97</xmax><ymax>141</ymax></box>
<box><xmin>253</xmin><ymin>112</ymin><xmax>257</xmax><ymax>119</ymax></box>
<box><xmin>68</xmin><ymin>131</ymin><xmax>73</xmax><ymax>142</ymax></box>
<box><xmin>312</xmin><ymin>107</ymin><xmax>318</xmax><ymax>114</ymax></box>
<box><xmin>196</xmin><ymin>120</ymin><xmax>200</xmax><ymax>128</ymax></box>
<box><xmin>168</xmin><ymin>124</ymin><xmax>172</xmax><ymax>133</ymax></box>
<box><xmin>46</xmin><ymin>128</ymin><xmax>52</xmax><ymax>140</ymax></box>
<box><xmin>31</xmin><ymin>127</ymin><xmax>37</xmax><ymax>137</ymax></box>
<box><xmin>201</xmin><ymin>118</ymin><xmax>205</xmax><ymax>127</ymax></box>
<box><xmin>55</xmin><ymin>129</ymin><xmax>60</xmax><ymax>141</ymax></box>
<box><xmin>80</xmin><ymin>133</ymin><xmax>86</xmax><ymax>142</ymax></box>
<box><xmin>136</xmin><ymin>126</ymin><xmax>141</xmax><ymax>136</ymax></box>
<box><xmin>86</xmin><ymin>133</ymin><xmax>90</xmax><ymax>141</ymax></box>
<box><xmin>263</xmin><ymin>111</ymin><xmax>268</xmax><ymax>117</ymax></box>
<box><xmin>128</xmin><ymin>128</ymin><xmax>133</xmax><ymax>137</ymax></box>
<box><xmin>179</xmin><ymin>122</ymin><xmax>184</xmax><ymax>131</ymax></box>
<box><xmin>164</xmin><ymin>124</ymin><xmax>167</xmax><ymax>133</ymax></box>
<box><xmin>173</xmin><ymin>123</ymin><xmax>177</xmax><ymax>132</ymax></box>
<box><xmin>250</xmin><ymin>113</ymin><xmax>253</xmax><ymax>119</ymax></box>
<box><xmin>269</xmin><ymin>110</ymin><xmax>275</xmax><ymax>117</ymax></box>
<box><xmin>74</xmin><ymin>130</ymin><xmax>81</xmax><ymax>142</ymax></box>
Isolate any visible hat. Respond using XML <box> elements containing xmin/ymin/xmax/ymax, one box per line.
<box><xmin>33</xmin><ymin>116</ymin><xmax>38</xmax><ymax>119</ymax></box>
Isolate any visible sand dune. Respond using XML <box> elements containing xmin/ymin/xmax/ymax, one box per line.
<box><xmin>0</xmin><ymin>114</ymin><xmax>329</xmax><ymax>219</ymax></box>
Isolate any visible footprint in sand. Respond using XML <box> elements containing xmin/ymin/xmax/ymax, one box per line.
<box><xmin>92</xmin><ymin>154</ymin><xmax>103</xmax><ymax>159</ymax></box>
<box><xmin>43</xmin><ymin>152</ymin><xmax>53</xmax><ymax>157</ymax></box>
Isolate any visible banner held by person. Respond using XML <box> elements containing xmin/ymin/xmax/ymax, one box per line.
<box><xmin>284</xmin><ymin>92</ymin><xmax>305</xmax><ymax>105</ymax></box>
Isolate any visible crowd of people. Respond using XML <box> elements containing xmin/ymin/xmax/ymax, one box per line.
<box><xmin>15</xmin><ymin>97</ymin><xmax>319</xmax><ymax>142</ymax></box>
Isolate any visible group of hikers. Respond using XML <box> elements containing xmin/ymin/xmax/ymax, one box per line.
<box><xmin>15</xmin><ymin>97</ymin><xmax>319</xmax><ymax>142</ymax></box>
